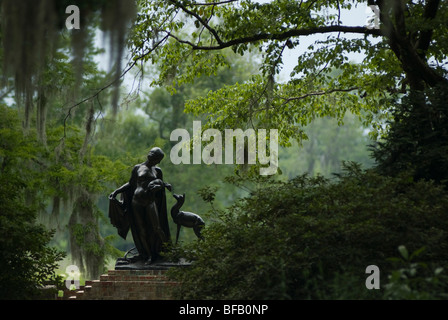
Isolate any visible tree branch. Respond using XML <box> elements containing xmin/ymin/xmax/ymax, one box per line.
<box><xmin>168</xmin><ymin>0</ymin><xmax>224</xmax><ymax>46</ymax></box>
<box><xmin>393</xmin><ymin>0</ymin><xmax>407</xmax><ymax>41</ymax></box>
<box><xmin>377</xmin><ymin>0</ymin><xmax>446</xmax><ymax>89</ymax></box>
<box><xmin>168</xmin><ymin>25</ymin><xmax>382</xmax><ymax>51</ymax></box>
<box><xmin>415</xmin><ymin>0</ymin><xmax>440</xmax><ymax>57</ymax></box>
<box><xmin>189</xmin><ymin>0</ymin><xmax>238</xmax><ymax>5</ymax></box>
<box><xmin>279</xmin><ymin>87</ymin><xmax>359</xmax><ymax>105</ymax></box>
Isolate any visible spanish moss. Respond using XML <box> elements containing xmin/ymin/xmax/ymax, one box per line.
<box><xmin>0</xmin><ymin>0</ymin><xmax>136</xmax><ymax>131</ymax></box>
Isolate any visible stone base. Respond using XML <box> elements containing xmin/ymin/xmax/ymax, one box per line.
<box><xmin>115</xmin><ymin>257</ymin><xmax>191</xmax><ymax>270</ymax></box>
<box><xmin>59</xmin><ymin>269</ymin><xmax>179</xmax><ymax>300</ymax></box>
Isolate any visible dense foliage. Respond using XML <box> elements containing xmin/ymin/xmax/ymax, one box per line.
<box><xmin>0</xmin><ymin>106</ymin><xmax>65</xmax><ymax>299</ymax></box>
<box><xmin>167</xmin><ymin>163</ymin><xmax>448</xmax><ymax>299</ymax></box>
<box><xmin>130</xmin><ymin>0</ymin><xmax>448</xmax><ymax>146</ymax></box>
<box><xmin>166</xmin><ymin>78</ymin><xmax>448</xmax><ymax>299</ymax></box>
<box><xmin>373</xmin><ymin>83</ymin><xmax>448</xmax><ymax>186</ymax></box>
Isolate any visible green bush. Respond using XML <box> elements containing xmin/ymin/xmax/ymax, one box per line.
<box><xmin>166</xmin><ymin>163</ymin><xmax>448</xmax><ymax>299</ymax></box>
<box><xmin>383</xmin><ymin>246</ymin><xmax>448</xmax><ymax>300</ymax></box>
<box><xmin>0</xmin><ymin>105</ymin><xmax>65</xmax><ymax>299</ymax></box>
<box><xmin>0</xmin><ymin>167</ymin><xmax>65</xmax><ymax>299</ymax></box>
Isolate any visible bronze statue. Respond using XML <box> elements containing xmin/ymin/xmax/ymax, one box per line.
<box><xmin>171</xmin><ymin>193</ymin><xmax>205</xmax><ymax>244</ymax></box>
<box><xmin>109</xmin><ymin>147</ymin><xmax>172</xmax><ymax>264</ymax></box>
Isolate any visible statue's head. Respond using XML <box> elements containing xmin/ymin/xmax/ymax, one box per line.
<box><xmin>147</xmin><ymin>147</ymin><xmax>164</xmax><ymax>165</ymax></box>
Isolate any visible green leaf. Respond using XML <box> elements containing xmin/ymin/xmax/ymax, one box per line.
<box><xmin>398</xmin><ymin>245</ymin><xmax>409</xmax><ymax>261</ymax></box>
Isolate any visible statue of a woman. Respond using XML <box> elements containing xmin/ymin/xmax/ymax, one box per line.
<box><xmin>109</xmin><ymin>147</ymin><xmax>172</xmax><ymax>264</ymax></box>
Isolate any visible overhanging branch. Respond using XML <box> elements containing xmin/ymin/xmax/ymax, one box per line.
<box><xmin>168</xmin><ymin>0</ymin><xmax>224</xmax><ymax>46</ymax></box>
<box><xmin>167</xmin><ymin>25</ymin><xmax>382</xmax><ymax>51</ymax></box>
<box><xmin>189</xmin><ymin>0</ymin><xmax>238</xmax><ymax>5</ymax></box>
<box><xmin>279</xmin><ymin>87</ymin><xmax>359</xmax><ymax>105</ymax></box>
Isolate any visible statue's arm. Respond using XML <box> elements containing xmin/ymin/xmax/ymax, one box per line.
<box><xmin>109</xmin><ymin>165</ymin><xmax>138</xmax><ymax>199</ymax></box>
<box><xmin>109</xmin><ymin>182</ymin><xmax>130</xmax><ymax>199</ymax></box>
<box><xmin>155</xmin><ymin>167</ymin><xmax>172</xmax><ymax>192</ymax></box>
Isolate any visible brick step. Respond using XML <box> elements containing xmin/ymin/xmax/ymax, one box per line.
<box><xmin>59</xmin><ymin>269</ymin><xmax>178</xmax><ymax>300</ymax></box>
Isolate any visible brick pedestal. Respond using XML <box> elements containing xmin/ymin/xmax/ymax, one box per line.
<box><xmin>60</xmin><ymin>269</ymin><xmax>178</xmax><ymax>300</ymax></box>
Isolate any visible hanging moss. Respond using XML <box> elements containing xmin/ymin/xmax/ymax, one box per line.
<box><xmin>0</xmin><ymin>0</ymin><xmax>136</xmax><ymax>129</ymax></box>
<box><xmin>69</xmin><ymin>190</ymin><xmax>105</xmax><ymax>280</ymax></box>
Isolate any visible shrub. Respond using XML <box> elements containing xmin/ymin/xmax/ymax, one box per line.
<box><xmin>167</xmin><ymin>163</ymin><xmax>448</xmax><ymax>299</ymax></box>
<box><xmin>0</xmin><ymin>173</ymin><xmax>65</xmax><ymax>299</ymax></box>
<box><xmin>0</xmin><ymin>105</ymin><xmax>65</xmax><ymax>299</ymax></box>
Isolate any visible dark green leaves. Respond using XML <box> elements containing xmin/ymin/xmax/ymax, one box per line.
<box><xmin>167</xmin><ymin>164</ymin><xmax>448</xmax><ymax>299</ymax></box>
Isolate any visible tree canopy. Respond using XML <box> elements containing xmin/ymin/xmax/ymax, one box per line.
<box><xmin>128</xmin><ymin>0</ymin><xmax>447</xmax><ymax>147</ymax></box>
